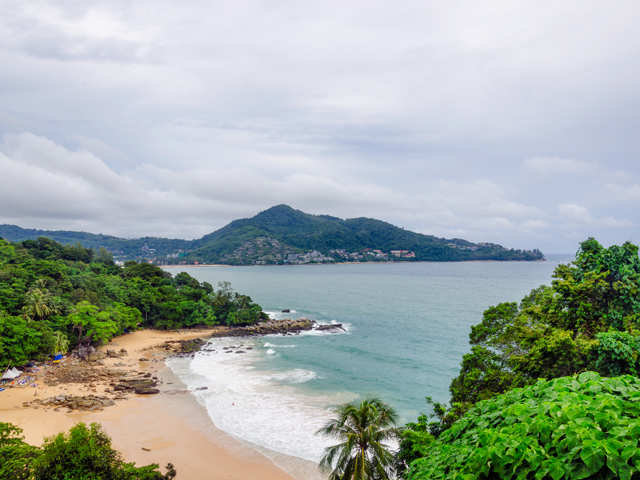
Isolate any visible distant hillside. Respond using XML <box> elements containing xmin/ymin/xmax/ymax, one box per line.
<box><xmin>0</xmin><ymin>205</ymin><xmax>544</xmax><ymax>264</ymax></box>
<box><xmin>0</xmin><ymin>224</ymin><xmax>190</xmax><ymax>262</ymax></box>
<box><xmin>185</xmin><ymin>205</ymin><xmax>544</xmax><ymax>264</ymax></box>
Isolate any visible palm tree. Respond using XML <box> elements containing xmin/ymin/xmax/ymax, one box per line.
<box><xmin>22</xmin><ymin>286</ymin><xmax>57</xmax><ymax>322</ymax></box>
<box><xmin>317</xmin><ymin>397</ymin><xmax>399</xmax><ymax>480</ymax></box>
<box><xmin>51</xmin><ymin>331</ymin><xmax>70</xmax><ymax>355</ymax></box>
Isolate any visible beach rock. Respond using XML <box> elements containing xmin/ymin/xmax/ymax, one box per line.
<box><xmin>30</xmin><ymin>394</ymin><xmax>115</xmax><ymax>411</ymax></box>
<box><xmin>281</xmin><ymin>309</ymin><xmax>291</xmax><ymax>313</ymax></box>
<box><xmin>162</xmin><ymin>338</ymin><xmax>206</xmax><ymax>356</ymax></box>
<box><xmin>135</xmin><ymin>387</ymin><xmax>160</xmax><ymax>395</ymax></box>
<box><xmin>88</xmin><ymin>351</ymin><xmax>106</xmax><ymax>362</ymax></box>
<box><xmin>106</xmin><ymin>349</ymin><xmax>128</xmax><ymax>358</ymax></box>
<box><xmin>74</xmin><ymin>344</ymin><xmax>96</xmax><ymax>361</ymax></box>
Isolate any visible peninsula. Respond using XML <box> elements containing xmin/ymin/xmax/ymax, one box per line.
<box><xmin>0</xmin><ymin>205</ymin><xmax>543</xmax><ymax>265</ymax></box>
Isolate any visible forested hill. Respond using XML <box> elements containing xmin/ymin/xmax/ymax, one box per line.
<box><xmin>0</xmin><ymin>205</ymin><xmax>544</xmax><ymax>264</ymax></box>
<box><xmin>0</xmin><ymin>224</ymin><xmax>190</xmax><ymax>261</ymax></box>
<box><xmin>186</xmin><ymin>205</ymin><xmax>544</xmax><ymax>264</ymax></box>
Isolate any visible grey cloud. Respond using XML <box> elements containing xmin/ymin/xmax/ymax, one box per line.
<box><xmin>0</xmin><ymin>1</ymin><xmax>639</xmax><ymax>251</ymax></box>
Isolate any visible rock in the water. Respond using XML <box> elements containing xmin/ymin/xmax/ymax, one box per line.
<box><xmin>314</xmin><ymin>323</ymin><xmax>345</xmax><ymax>331</ymax></box>
<box><xmin>211</xmin><ymin>318</ymin><xmax>315</xmax><ymax>337</ymax></box>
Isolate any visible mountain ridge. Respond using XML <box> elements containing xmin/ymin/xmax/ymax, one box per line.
<box><xmin>0</xmin><ymin>205</ymin><xmax>544</xmax><ymax>264</ymax></box>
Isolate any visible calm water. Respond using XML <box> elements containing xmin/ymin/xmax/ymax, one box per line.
<box><xmin>164</xmin><ymin>257</ymin><xmax>568</xmax><ymax>462</ymax></box>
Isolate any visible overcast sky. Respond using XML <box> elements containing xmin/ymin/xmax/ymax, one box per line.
<box><xmin>1</xmin><ymin>1</ymin><xmax>639</xmax><ymax>253</ymax></box>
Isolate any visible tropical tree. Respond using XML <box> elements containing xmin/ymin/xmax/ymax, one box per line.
<box><xmin>317</xmin><ymin>397</ymin><xmax>399</xmax><ymax>480</ymax></box>
<box><xmin>51</xmin><ymin>331</ymin><xmax>70</xmax><ymax>355</ymax></box>
<box><xmin>22</xmin><ymin>284</ymin><xmax>57</xmax><ymax>322</ymax></box>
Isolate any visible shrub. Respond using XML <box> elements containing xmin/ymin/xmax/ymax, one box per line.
<box><xmin>594</xmin><ymin>331</ymin><xmax>640</xmax><ymax>376</ymax></box>
<box><xmin>32</xmin><ymin>423</ymin><xmax>175</xmax><ymax>480</ymax></box>
<box><xmin>408</xmin><ymin>373</ymin><xmax>640</xmax><ymax>480</ymax></box>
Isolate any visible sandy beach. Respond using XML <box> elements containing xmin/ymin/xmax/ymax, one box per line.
<box><xmin>0</xmin><ymin>329</ymin><xmax>317</xmax><ymax>480</ymax></box>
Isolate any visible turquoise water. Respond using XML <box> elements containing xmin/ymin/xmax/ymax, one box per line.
<box><xmin>167</xmin><ymin>258</ymin><xmax>567</xmax><ymax>426</ymax></box>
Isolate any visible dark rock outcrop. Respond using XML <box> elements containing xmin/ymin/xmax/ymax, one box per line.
<box><xmin>315</xmin><ymin>323</ymin><xmax>345</xmax><ymax>331</ymax></box>
<box><xmin>211</xmin><ymin>318</ymin><xmax>314</xmax><ymax>337</ymax></box>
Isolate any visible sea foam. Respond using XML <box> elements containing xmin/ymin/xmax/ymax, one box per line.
<box><xmin>166</xmin><ymin>337</ymin><xmax>353</xmax><ymax>463</ymax></box>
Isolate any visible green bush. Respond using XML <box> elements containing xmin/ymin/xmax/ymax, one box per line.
<box><xmin>0</xmin><ymin>423</ymin><xmax>38</xmax><ymax>480</ymax></box>
<box><xmin>408</xmin><ymin>373</ymin><xmax>640</xmax><ymax>480</ymax></box>
<box><xmin>594</xmin><ymin>331</ymin><xmax>640</xmax><ymax>376</ymax></box>
<box><xmin>33</xmin><ymin>423</ymin><xmax>175</xmax><ymax>480</ymax></box>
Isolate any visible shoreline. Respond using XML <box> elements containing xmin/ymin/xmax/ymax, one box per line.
<box><xmin>158</xmin><ymin>258</ymin><xmax>547</xmax><ymax>268</ymax></box>
<box><xmin>0</xmin><ymin>329</ymin><xmax>315</xmax><ymax>480</ymax></box>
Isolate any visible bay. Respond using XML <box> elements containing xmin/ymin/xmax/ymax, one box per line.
<box><xmin>164</xmin><ymin>256</ymin><xmax>569</xmax><ymax>462</ymax></box>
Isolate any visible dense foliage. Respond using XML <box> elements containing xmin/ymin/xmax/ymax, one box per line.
<box><xmin>1</xmin><ymin>205</ymin><xmax>544</xmax><ymax>264</ymax></box>
<box><xmin>0</xmin><ymin>237</ymin><xmax>266</xmax><ymax>369</ymax></box>
<box><xmin>318</xmin><ymin>397</ymin><xmax>399</xmax><ymax>480</ymax></box>
<box><xmin>399</xmin><ymin>238</ymin><xmax>640</xmax><ymax>478</ymax></box>
<box><xmin>450</xmin><ymin>238</ymin><xmax>640</xmax><ymax>410</ymax></box>
<box><xmin>0</xmin><ymin>422</ymin><xmax>175</xmax><ymax>480</ymax></box>
<box><xmin>408</xmin><ymin>373</ymin><xmax>640</xmax><ymax>480</ymax></box>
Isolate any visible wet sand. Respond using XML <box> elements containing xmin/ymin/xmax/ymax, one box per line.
<box><xmin>0</xmin><ymin>329</ymin><xmax>315</xmax><ymax>480</ymax></box>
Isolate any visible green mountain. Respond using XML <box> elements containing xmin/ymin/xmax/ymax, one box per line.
<box><xmin>0</xmin><ymin>205</ymin><xmax>544</xmax><ymax>264</ymax></box>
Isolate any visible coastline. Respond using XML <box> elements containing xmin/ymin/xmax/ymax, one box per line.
<box><xmin>0</xmin><ymin>329</ymin><xmax>315</xmax><ymax>480</ymax></box>
<box><xmin>158</xmin><ymin>258</ymin><xmax>547</xmax><ymax>269</ymax></box>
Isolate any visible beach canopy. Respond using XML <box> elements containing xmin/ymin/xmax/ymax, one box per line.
<box><xmin>1</xmin><ymin>367</ymin><xmax>21</xmax><ymax>380</ymax></box>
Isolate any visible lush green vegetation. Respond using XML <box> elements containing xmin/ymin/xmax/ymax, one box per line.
<box><xmin>0</xmin><ymin>237</ymin><xmax>266</xmax><ymax>369</ymax></box>
<box><xmin>447</xmin><ymin>238</ymin><xmax>640</xmax><ymax>412</ymax></box>
<box><xmin>399</xmin><ymin>238</ymin><xmax>640</xmax><ymax>479</ymax></box>
<box><xmin>0</xmin><ymin>422</ymin><xmax>175</xmax><ymax>479</ymax></box>
<box><xmin>408</xmin><ymin>373</ymin><xmax>640</xmax><ymax>480</ymax></box>
<box><xmin>1</xmin><ymin>205</ymin><xmax>544</xmax><ymax>264</ymax></box>
<box><xmin>318</xmin><ymin>397</ymin><xmax>399</xmax><ymax>480</ymax></box>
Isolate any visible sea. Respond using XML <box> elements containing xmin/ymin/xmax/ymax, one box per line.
<box><xmin>163</xmin><ymin>256</ymin><xmax>569</xmax><ymax>466</ymax></box>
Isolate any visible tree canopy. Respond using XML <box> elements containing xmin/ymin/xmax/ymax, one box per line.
<box><xmin>450</xmin><ymin>238</ymin><xmax>640</xmax><ymax>411</ymax></box>
<box><xmin>0</xmin><ymin>237</ymin><xmax>266</xmax><ymax>369</ymax></box>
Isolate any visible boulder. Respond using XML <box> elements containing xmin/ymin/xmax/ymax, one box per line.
<box><xmin>315</xmin><ymin>323</ymin><xmax>345</xmax><ymax>331</ymax></box>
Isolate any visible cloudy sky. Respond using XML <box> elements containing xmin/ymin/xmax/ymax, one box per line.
<box><xmin>1</xmin><ymin>1</ymin><xmax>639</xmax><ymax>253</ymax></box>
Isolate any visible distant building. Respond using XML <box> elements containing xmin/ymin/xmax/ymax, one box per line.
<box><xmin>390</xmin><ymin>250</ymin><xmax>415</xmax><ymax>258</ymax></box>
